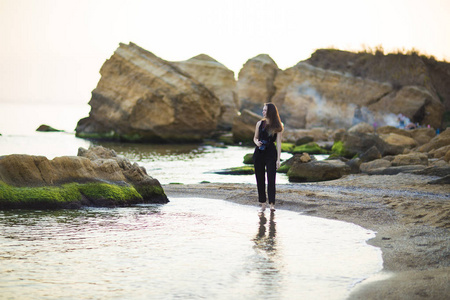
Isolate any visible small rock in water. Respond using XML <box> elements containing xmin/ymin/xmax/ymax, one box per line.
<box><xmin>36</xmin><ymin>124</ymin><xmax>63</xmax><ymax>132</ymax></box>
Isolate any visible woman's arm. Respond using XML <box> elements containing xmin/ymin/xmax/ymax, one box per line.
<box><xmin>253</xmin><ymin>121</ymin><xmax>262</xmax><ymax>147</ymax></box>
<box><xmin>276</xmin><ymin>129</ymin><xmax>283</xmax><ymax>169</ymax></box>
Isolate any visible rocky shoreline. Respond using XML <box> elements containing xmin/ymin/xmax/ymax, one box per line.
<box><xmin>163</xmin><ymin>174</ymin><xmax>449</xmax><ymax>299</ymax></box>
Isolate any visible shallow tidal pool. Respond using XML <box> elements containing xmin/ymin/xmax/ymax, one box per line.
<box><xmin>0</xmin><ymin>197</ymin><xmax>382</xmax><ymax>299</ymax></box>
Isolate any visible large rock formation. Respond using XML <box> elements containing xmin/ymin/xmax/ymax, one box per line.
<box><xmin>237</xmin><ymin>54</ymin><xmax>279</xmax><ymax>114</ymax></box>
<box><xmin>76</xmin><ymin>43</ymin><xmax>222</xmax><ymax>142</ymax></box>
<box><xmin>272</xmin><ymin>62</ymin><xmax>444</xmax><ymax>129</ymax></box>
<box><xmin>234</xmin><ymin>49</ymin><xmax>447</xmax><ymax>131</ymax></box>
<box><xmin>305</xmin><ymin>49</ymin><xmax>448</xmax><ymax>129</ymax></box>
<box><xmin>173</xmin><ymin>54</ymin><xmax>238</xmax><ymax>130</ymax></box>
<box><xmin>272</xmin><ymin>62</ymin><xmax>393</xmax><ymax>128</ymax></box>
<box><xmin>0</xmin><ymin>146</ymin><xmax>168</xmax><ymax>208</ymax></box>
<box><xmin>75</xmin><ymin>45</ymin><xmax>449</xmax><ymax>144</ymax></box>
<box><xmin>307</xmin><ymin>49</ymin><xmax>450</xmax><ymax>111</ymax></box>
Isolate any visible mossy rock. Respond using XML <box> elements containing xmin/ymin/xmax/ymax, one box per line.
<box><xmin>295</xmin><ymin>136</ymin><xmax>314</xmax><ymax>146</ymax></box>
<box><xmin>292</xmin><ymin>142</ymin><xmax>329</xmax><ymax>154</ymax></box>
<box><xmin>287</xmin><ymin>161</ymin><xmax>350</xmax><ymax>182</ymax></box>
<box><xmin>243</xmin><ymin>153</ymin><xmax>254</xmax><ymax>164</ymax></box>
<box><xmin>215</xmin><ymin>165</ymin><xmax>255</xmax><ymax>175</ymax></box>
<box><xmin>331</xmin><ymin>140</ymin><xmax>355</xmax><ymax>158</ymax></box>
<box><xmin>78</xmin><ymin>183</ymin><xmax>143</xmax><ymax>206</ymax></box>
<box><xmin>276</xmin><ymin>163</ymin><xmax>290</xmax><ymax>173</ymax></box>
<box><xmin>0</xmin><ymin>181</ymin><xmax>83</xmax><ymax>209</ymax></box>
<box><xmin>134</xmin><ymin>183</ymin><xmax>168</xmax><ymax>203</ymax></box>
<box><xmin>280</xmin><ymin>143</ymin><xmax>295</xmax><ymax>153</ymax></box>
<box><xmin>0</xmin><ymin>181</ymin><xmax>167</xmax><ymax>209</ymax></box>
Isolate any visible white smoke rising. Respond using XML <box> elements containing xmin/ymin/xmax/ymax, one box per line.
<box><xmin>382</xmin><ymin>113</ymin><xmax>400</xmax><ymax>127</ymax></box>
<box><xmin>297</xmin><ymin>84</ymin><xmax>354</xmax><ymax>128</ymax></box>
<box><xmin>295</xmin><ymin>83</ymin><xmax>406</xmax><ymax>129</ymax></box>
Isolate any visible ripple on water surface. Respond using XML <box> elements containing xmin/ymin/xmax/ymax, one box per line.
<box><xmin>0</xmin><ymin>198</ymin><xmax>382</xmax><ymax>299</ymax></box>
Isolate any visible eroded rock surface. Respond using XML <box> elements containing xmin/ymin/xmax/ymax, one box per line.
<box><xmin>76</xmin><ymin>43</ymin><xmax>222</xmax><ymax>142</ymax></box>
<box><xmin>173</xmin><ymin>54</ymin><xmax>238</xmax><ymax>130</ymax></box>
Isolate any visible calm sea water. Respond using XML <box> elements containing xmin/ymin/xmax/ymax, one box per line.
<box><xmin>0</xmin><ymin>103</ymin><xmax>384</xmax><ymax>299</ymax></box>
<box><xmin>0</xmin><ymin>102</ymin><xmax>292</xmax><ymax>184</ymax></box>
<box><xmin>0</xmin><ymin>197</ymin><xmax>382</xmax><ymax>300</ymax></box>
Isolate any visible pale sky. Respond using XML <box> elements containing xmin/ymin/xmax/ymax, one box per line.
<box><xmin>1</xmin><ymin>0</ymin><xmax>449</xmax><ymax>104</ymax></box>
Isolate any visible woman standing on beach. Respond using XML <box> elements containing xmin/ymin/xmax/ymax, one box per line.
<box><xmin>253</xmin><ymin>103</ymin><xmax>283</xmax><ymax>212</ymax></box>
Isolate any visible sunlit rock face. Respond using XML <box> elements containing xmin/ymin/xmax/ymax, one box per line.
<box><xmin>240</xmin><ymin>50</ymin><xmax>446</xmax><ymax>130</ymax></box>
<box><xmin>237</xmin><ymin>54</ymin><xmax>279</xmax><ymax>114</ymax></box>
<box><xmin>76</xmin><ymin>43</ymin><xmax>222</xmax><ymax>142</ymax></box>
<box><xmin>272</xmin><ymin>63</ymin><xmax>393</xmax><ymax>129</ymax></box>
<box><xmin>76</xmin><ymin>45</ymin><xmax>448</xmax><ymax>139</ymax></box>
<box><xmin>173</xmin><ymin>54</ymin><xmax>238</xmax><ymax>130</ymax></box>
<box><xmin>303</xmin><ymin>49</ymin><xmax>447</xmax><ymax>129</ymax></box>
<box><xmin>272</xmin><ymin>63</ymin><xmax>444</xmax><ymax>130</ymax></box>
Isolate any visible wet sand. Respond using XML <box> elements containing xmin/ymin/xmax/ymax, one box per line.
<box><xmin>163</xmin><ymin>173</ymin><xmax>450</xmax><ymax>299</ymax></box>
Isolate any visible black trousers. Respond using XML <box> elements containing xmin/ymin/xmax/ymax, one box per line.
<box><xmin>253</xmin><ymin>145</ymin><xmax>277</xmax><ymax>204</ymax></box>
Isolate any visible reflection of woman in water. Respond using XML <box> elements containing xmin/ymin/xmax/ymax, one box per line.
<box><xmin>254</xmin><ymin>211</ymin><xmax>277</xmax><ymax>254</ymax></box>
<box><xmin>253</xmin><ymin>103</ymin><xmax>284</xmax><ymax>212</ymax></box>
<box><xmin>253</xmin><ymin>211</ymin><xmax>280</xmax><ymax>295</ymax></box>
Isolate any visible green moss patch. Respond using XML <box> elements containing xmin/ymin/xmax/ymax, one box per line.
<box><xmin>0</xmin><ymin>181</ymin><xmax>167</xmax><ymax>209</ymax></box>
<box><xmin>280</xmin><ymin>143</ymin><xmax>295</xmax><ymax>153</ymax></box>
<box><xmin>331</xmin><ymin>141</ymin><xmax>354</xmax><ymax>158</ymax></box>
<box><xmin>215</xmin><ymin>166</ymin><xmax>255</xmax><ymax>175</ymax></box>
<box><xmin>134</xmin><ymin>184</ymin><xmax>168</xmax><ymax>203</ymax></box>
<box><xmin>78</xmin><ymin>183</ymin><xmax>142</xmax><ymax>206</ymax></box>
<box><xmin>292</xmin><ymin>142</ymin><xmax>329</xmax><ymax>154</ymax></box>
<box><xmin>276</xmin><ymin>164</ymin><xmax>291</xmax><ymax>173</ymax></box>
<box><xmin>243</xmin><ymin>153</ymin><xmax>254</xmax><ymax>165</ymax></box>
<box><xmin>0</xmin><ymin>182</ymin><xmax>83</xmax><ymax>209</ymax></box>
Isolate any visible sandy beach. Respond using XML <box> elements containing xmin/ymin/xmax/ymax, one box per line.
<box><xmin>163</xmin><ymin>174</ymin><xmax>450</xmax><ymax>299</ymax></box>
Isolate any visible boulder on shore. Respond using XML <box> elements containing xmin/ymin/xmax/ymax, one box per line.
<box><xmin>287</xmin><ymin>159</ymin><xmax>350</xmax><ymax>182</ymax></box>
<box><xmin>416</xmin><ymin>128</ymin><xmax>450</xmax><ymax>153</ymax></box>
<box><xmin>332</xmin><ymin>131</ymin><xmax>404</xmax><ymax>158</ymax></box>
<box><xmin>75</xmin><ymin>43</ymin><xmax>222</xmax><ymax>142</ymax></box>
<box><xmin>0</xmin><ymin>146</ymin><xmax>168</xmax><ymax>209</ymax></box>
<box><xmin>391</xmin><ymin>152</ymin><xmax>428</xmax><ymax>166</ymax></box>
<box><xmin>380</xmin><ymin>133</ymin><xmax>419</xmax><ymax>149</ymax></box>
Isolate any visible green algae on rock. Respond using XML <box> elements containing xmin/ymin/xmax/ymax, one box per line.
<box><xmin>0</xmin><ymin>146</ymin><xmax>169</xmax><ymax>209</ymax></box>
<box><xmin>243</xmin><ymin>153</ymin><xmax>254</xmax><ymax>165</ymax></box>
<box><xmin>0</xmin><ymin>181</ymin><xmax>147</xmax><ymax>209</ymax></box>
<box><xmin>215</xmin><ymin>165</ymin><xmax>255</xmax><ymax>175</ymax></box>
<box><xmin>292</xmin><ymin>142</ymin><xmax>329</xmax><ymax>155</ymax></box>
<box><xmin>280</xmin><ymin>143</ymin><xmax>295</xmax><ymax>153</ymax></box>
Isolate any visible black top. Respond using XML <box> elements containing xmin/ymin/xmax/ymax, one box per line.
<box><xmin>259</xmin><ymin>120</ymin><xmax>277</xmax><ymax>144</ymax></box>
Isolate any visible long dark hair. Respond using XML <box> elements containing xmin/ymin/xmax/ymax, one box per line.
<box><xmin>264</xmin><ymin>102</ymin><xmax>283</xmax><ymax>134</ymax></box>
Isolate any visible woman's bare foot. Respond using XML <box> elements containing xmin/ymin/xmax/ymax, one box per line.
<box><xmin>260</xmin><ymin>203</ymin><xmax>266</xmax><ymax>212</ymax></box>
